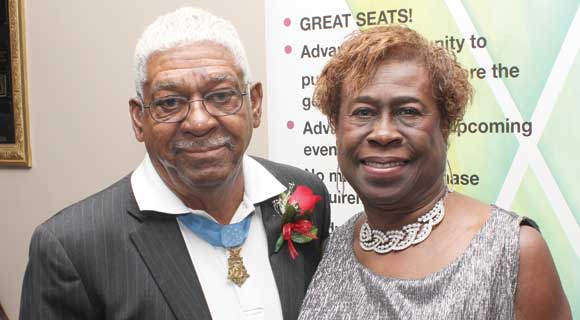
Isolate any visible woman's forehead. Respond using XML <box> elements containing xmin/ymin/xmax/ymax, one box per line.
<box><xmin>341</xmin><ymin>59</ymin><xmax>429</xmax><ymax>98</ymax></box>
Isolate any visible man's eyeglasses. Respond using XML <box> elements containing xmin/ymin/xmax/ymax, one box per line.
<box><xmin>142</xmin><ymin>88</ymin><xmax>248</xmax><ymax>123</ymax></box>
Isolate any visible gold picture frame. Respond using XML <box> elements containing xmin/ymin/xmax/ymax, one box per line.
<box><xmin>0</xmin><ymin>0</ymin><xmax>31</xmax><ymax>167</ymax></box>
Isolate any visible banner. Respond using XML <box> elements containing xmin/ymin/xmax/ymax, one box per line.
<box><xmin>266</xmin><ymin>0</ymin><xmax>580</xmax><ymax>315</ymax></box>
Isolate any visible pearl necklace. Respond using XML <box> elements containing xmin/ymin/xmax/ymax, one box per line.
<box><xmin>359</xmin><ymin>195</ymin><xmax>447</xmax><ymax>254</ymax></box>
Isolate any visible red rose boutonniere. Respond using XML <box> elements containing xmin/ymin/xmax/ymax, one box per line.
<box><xmin>273</xmin><ymin>184</ymin><xmax>322</xmax><ymax>260</ymax></box>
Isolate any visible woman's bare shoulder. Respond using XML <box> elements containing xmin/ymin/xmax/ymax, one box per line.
<box><xmin>445</xmin><ymin>192</ymin><xmax>492</xmax><ymax>227</ymax></box>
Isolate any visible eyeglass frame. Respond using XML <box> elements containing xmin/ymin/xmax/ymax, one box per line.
<box><xmin>140</xmin><ymin>83</ymin><xmax>251</xmax><ymax>123</ymax></box>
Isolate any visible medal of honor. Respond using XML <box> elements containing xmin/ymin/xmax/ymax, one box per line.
<box><xmin>178</xmin><ymin>214</ymin><xmax>254</xmax><ymax>287</ymax></box>
<box><xmin>227</xmin><ymin>247</ymin><xmax>250</xmax><ymax>286</ymax></box>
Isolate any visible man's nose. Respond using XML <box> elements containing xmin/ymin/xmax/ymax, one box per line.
<box><xmin>179</xmin><ymin>100</ymin><xmax>218</xmax><ymax>136</ymax></box>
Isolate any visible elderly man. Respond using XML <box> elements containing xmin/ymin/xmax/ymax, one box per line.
<box><xmin>20</xmin><ymin>8</ymin><xmax>330</xmax><ymax>320</ymax></box>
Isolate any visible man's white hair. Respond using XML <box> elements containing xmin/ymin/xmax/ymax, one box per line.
<box><xmin>134</xmin><ymin>7</ymin><xmax>252</xmax><ymax>99</ymax></box>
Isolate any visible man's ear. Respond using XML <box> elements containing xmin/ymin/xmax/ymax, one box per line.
<box><xmin>249</xmin><ymin>82</ymin><xmax>263</xmax><ymax>128</ymax></box>
<box><xmin>129</xmin><ymin>98</ymin><xmax>146</xmax><ymax>142</ymax></box>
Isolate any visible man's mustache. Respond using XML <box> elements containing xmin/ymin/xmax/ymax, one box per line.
<box><xmin>172</xmin><ymin>136</ymin><xmax>235</xmax><ymax>152</ymax></box>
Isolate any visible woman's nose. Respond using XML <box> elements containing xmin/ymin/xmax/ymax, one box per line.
<box><xmin>366</xmin><ymin>115</ymin><xmax>403</xmax><ymax>146</ymax></box>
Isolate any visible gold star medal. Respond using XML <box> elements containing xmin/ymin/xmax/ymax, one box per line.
<box><xmin>227</xmin><ymin>246</ymin><xmax>249</xmax><ymax>287</ymax></box>
<box><xmin>177</xmin><ymin>213</ymin><xmax>253</xmax><ymax>287</ymax></box>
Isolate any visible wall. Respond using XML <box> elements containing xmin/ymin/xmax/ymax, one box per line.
<box><xmin>0</xmin><ymin>0</ymin><xmax>267</xmax><ymax>318</ymax></box>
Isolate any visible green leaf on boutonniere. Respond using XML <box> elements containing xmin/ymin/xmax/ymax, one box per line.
<box><xmin>282</xmin><ymin>204</ymin><xmax>299</xmax><ymax>223</ymax></box>
<box><xmin>274</xmin><ymin>233</ymin><xmax>284</xmax><ymax>252</ymax></box>
<box><xmin>291</xmin><ymin>233</ymin><xmax>314</xmax><ymax>244</ymax></box>
<box><xmin>311</xmin><ymin>225</ymin><xmax>318</xmax><ymax>237</ymax></box>
<box><xmin>291</xmin><ymin>226</ymin><xmax>318</xmax><ymax>243</ymax></box>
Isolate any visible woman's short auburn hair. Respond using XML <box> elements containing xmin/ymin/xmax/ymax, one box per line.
<box><xmin>313</xmin><ymin>25</ymin><xmax>473</xmax><ymax>139</ymax></box>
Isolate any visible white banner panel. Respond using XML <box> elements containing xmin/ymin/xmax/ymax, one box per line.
<box><xmin>266</xmin><ymin>0</ymin><xmax>362</xmax><ymax>228</ymax></box>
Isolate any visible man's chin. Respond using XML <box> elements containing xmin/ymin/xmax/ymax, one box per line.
<box><xmin>187</xmin><ymin>176</ymin><xmax>228</xmax><ymax>189</ymax></box>
<box><xmin>178</xmin><ymin>166</ymin><xmax>239</xmax><ymax>189</ymax></box>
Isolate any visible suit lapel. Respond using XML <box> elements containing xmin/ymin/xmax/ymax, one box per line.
<box><xmin>130</xmin><ymin>212</ymin><xmax>212</xmax><ymax>320</ymax></box>
<box><xmin>259</xmin><ymin>202</ymin><xmax>305</xmax><ymax>320</ymax></box>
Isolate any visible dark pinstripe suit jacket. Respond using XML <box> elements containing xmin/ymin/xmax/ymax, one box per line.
<box><xmin>20</xmin><ymin>157</ymin><xmax>331</xmax><ymax>320</ymax></box>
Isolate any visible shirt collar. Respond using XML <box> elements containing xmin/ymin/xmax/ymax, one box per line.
<box><xmin>131</xmin><ymin>154</ymin><xmax>286</xmax><ymax>222</ymax></box>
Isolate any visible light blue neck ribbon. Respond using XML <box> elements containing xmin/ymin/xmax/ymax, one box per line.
<box><xmin>178</xmin><ymin>213</ymin><xmax>253</xmax><ymax>248</ymax></box>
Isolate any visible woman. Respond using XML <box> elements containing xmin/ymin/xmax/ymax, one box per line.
<box><xmin>299</xmin><ymin>26</ymin><xmax>571</xmax><ymax>319</ymax></box>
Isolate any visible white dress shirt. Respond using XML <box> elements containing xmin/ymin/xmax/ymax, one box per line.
<box><xmin>131</xmin><ymin>154</ymin><xmax>286</xmax><ymax>320</ymax></box>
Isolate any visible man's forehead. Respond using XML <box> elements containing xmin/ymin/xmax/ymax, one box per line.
<box><xmin>149</xmin><ymin>41</ymin><xmax>238</xmax><ymax>67</ymax></box>
<box><xmin>145</xmin><ymin>42</ymin><xmax>245</xmax><ymax>90</ymax></box>
<box><xmin>202</xmin><ymin>72</ymin><xmax>239</xmax><ymax>82</ymax></box>
<box><xmin>150</xmin><ymin>70</ymin><xmax>242</xmax><ymax>92</ymax></box>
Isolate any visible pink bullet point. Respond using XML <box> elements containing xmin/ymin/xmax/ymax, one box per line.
<box><xmin>284</xmin><ymin>18</ymin><xmax>291</xmax><ymax>27</ymax></box>
<box><xmin>287</xmin><ymin>121</ymin><xmax>295</xmax><ymax>129</ymax></box>
<box><xmin>284</xmin><ymin>45</ymin><xmax>292</xmax><ymax>54</ymax></box>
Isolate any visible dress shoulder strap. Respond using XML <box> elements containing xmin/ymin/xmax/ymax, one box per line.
<box><xmin>519</xmin><ymin>217</ymin><xmax>540</xmax><ymax>231</ymax></box>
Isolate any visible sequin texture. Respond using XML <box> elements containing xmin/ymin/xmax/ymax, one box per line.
<box><xmin>299</xmin><ymin>206</ymin><xmax>524</xmax><ymax>320</ymax></box>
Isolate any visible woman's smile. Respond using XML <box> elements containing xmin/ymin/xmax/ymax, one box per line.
<box><xmin>360</xmin><ymin>157</ymin><xmax>409</xmax><ymax>177</ymax></box>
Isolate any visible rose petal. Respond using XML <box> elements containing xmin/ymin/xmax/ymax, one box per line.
<box><xmin>288</xmin><ymin>185</ymin><xmax>322</xmax><ymax>215</ymax></box>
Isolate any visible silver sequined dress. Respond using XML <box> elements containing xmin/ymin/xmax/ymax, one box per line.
<box><xmin>299</xmin><ymin>206</ymin><xmax>527</xmax><ymax>320</ymax></box>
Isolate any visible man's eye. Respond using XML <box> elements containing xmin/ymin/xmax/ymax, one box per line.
<box><xmin>153</xmin><ymin>97</ymin><xmax>185</xmax><ymax>109</ymax></box>
<box><xmin>206</xmin><ymin>90</ymin><xmax>236</xmax><ymax>104</ymax></box>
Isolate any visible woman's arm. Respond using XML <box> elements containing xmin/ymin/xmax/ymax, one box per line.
<box><xmin>515</xmin><ymin>225</ymin><xmax>571</xmax><ymax>320</ymax></box>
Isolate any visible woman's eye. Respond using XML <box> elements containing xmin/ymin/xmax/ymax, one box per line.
<box><xmin>397</xmin><ymin>107</ymin><xmax>420</xmax><ymax>116</ymax></box>
<box><xmin>352</xmin><ymin>107</ymin><xmax>375</xmax><ymax>117</ymax></box>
